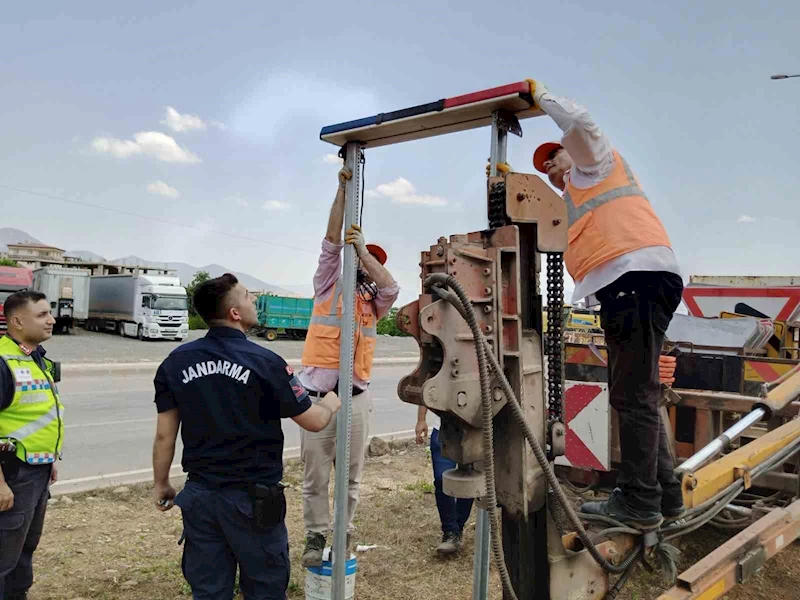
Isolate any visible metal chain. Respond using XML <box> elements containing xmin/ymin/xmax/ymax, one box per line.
<box><xmin>487</xmin><ymin>180</ymin><xmax>509</xmax><ymax>229</ymax></box>
<box><xmin>546</xmin><ymin>253</ymin><xmax>565</xmax><ymax>422</ymax></box>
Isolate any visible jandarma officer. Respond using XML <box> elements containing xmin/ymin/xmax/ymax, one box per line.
<box><xmin>151</xmin><ymin>273</ymin><xmax>341</xmax><ymax>600</ymax></box>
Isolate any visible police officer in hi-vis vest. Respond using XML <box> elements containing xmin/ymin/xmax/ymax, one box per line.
<box><xmin>300</xmin><ymin>166</ymin><xmax>400</xmax><ymax>567</ymax></box>
<box><xmin>0</xmin><ymin>291</ymin><xmax>64</xmax><ymax>600</ymax></box>
<box><xmin>529</xmin><ymin>82</ymin><xmax>684</xmax><ymax>530</ymax></box>
<box><xmin>152</xmin><ymin>274</ymin><xmax>341</xmax><ymax>600</ymax></box>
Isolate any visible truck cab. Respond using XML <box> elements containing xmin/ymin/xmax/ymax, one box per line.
<box><xmin>138</xmin><ymin>279</ymin><xmax>190</xmax><ymax>340</ymax></box>
<box><xmin>0</xmin><ymin>266</ymin><xmax>34</xmax><ymax>333</ymax></box>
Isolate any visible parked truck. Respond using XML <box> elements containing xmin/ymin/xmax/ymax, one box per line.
<box><xmin>0</xmin><ymin>266</ymin><xmax>33</xmax><ymax>333</ymax></box>
<box><xmin>32</xmin><ymin>267</ymin><xmax>91</xmax><ymax>334</ymax></box>
<box><xmin>86</xmin><ymin>274</ymin><xmax>189</xmax><ymax>341</ymax></box>
<box><xmin>254</xmin><ymin>294</ymin><xmax>313</xmax><ymax>341</ymax></box>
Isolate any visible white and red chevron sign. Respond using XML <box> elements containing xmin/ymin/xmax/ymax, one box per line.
<box><xmin>555</xmin><ymin>381</ymin><xmax>610</xmax><ymax>472</ymax></box>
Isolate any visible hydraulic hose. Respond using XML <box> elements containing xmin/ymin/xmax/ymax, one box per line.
<box><xmin>426</xmin><ymin>275</ymin><xmax>638</xmax><ymax>579</ymax></box>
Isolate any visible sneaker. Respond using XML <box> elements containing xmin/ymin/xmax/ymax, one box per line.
<box><xmin>579</xmin><ymin>489</ymin><xmax>664</xmax><ymax>531</ymax></box>
<box><xmin>302</xmin><ymin>533</ymin><xmax>326</xmax><ymax>568</ymax></box>
<box><xmin>436</xmin><ymin>531</ymin><xmax>463</xmax><ymax>556</ymax></box>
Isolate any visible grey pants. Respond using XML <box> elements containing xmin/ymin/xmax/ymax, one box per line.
<box><xmin>0</xmin><ymin>462</ymin><xmax>52</xmax><ymax>598</ymax></box>
<box><xmin>301</xmin><ymin>389</ymin><xmax>372</xmax><ymax>536</ymax></box>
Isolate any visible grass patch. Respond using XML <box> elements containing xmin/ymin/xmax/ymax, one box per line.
<box><xmin>31</xmin><ymin>447</ymin><xmax>800</xmax><ymax>599</ymax></box>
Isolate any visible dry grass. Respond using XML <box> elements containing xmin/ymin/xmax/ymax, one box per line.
<box><xmin>29</xmin><ymin>444</ymin><xmax>800</xmax><ymax>599</ymax></box>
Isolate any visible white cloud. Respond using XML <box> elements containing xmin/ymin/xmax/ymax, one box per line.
<box><xmin>323</xmin><ymin>153</ymin><xmax>343</xmax><ymax>165</ymax></box>
<box><xmin>91</xmin><ymin>131</ymin><xmax>201</xmax><ymax>164</ymax></box>
<box><xmin>263</xmin><ymin>200</ymin><xmax>290</xmax><ymax>211</ymax></box>
<box><xmin>147</xmin><ymin>180</ymin><xmax>180</xmax><ymax>198</ymax></box>
<box><xmin>161</xmin><ymin>106</ymin><xmax>207</xmax><ymax>132</ymax></box>
<box><xmin>737</xmin><ymin>214</ymin><xmax>756</xmax><ymax>223</ymax></box>
<box><xmin>366</xmin><ymin>177</ymin><xmax>448</xmax><ymax>207</ymax></box>
<box><xmin>211</xmin><ymin>121</ymin><xmax>227</xmax><ymax>131</ymax></box>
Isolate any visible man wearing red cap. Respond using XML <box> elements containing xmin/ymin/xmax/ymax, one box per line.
<box><xmin>530</xmin><ymin>82</ymin><xmax>684</xmax><ymax>530</ymax></box>
<box><xmin>299</xmin><ymin>165</ymin><xmax>399</xmax><ymax>566</ymax></box>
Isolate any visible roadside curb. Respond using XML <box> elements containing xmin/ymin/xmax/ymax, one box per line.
<box><xmin>49</xmin><ymin>429</ymin><xmax>417</xmax><ymax>496</ymax></box>
<box><xmin>61</xmin><ymin>356</ymin><xmax>420</xmax><ymax>378</ymax></box>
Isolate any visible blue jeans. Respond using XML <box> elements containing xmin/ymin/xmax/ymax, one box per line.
<box><xmin>431</xmin><ymin>428</ymin><xmax>473</xmax><ymax>535</ymax></box>
<box><xmin>174</xmin><ymin>481</ymin><xmax>290</xmax><ymax>600</ymax></box>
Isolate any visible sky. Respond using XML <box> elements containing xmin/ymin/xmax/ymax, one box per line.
<box><xmin>1</xmin><ymin>1</ymin><xmax>799</xmax><ymax>306</ymax></box>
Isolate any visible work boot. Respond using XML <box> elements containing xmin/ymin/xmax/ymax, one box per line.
<box><xmin>579</xmin><ymin>489</ymin><xmax>663</xmax><ymax>531</ymax></box>
<box><xmin>436</xmin><ymin>531</ymin><xmax>463</xmax><ymax>556</ymax></box>
<box><xmin>302</xmin><ymin>533</ymin><xmax>326</xmax><ymax>568</ymax></box>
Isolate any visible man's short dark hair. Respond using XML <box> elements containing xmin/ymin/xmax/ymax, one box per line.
<box><xmin>193</xmin><ymin>274</ymin><xmax>239</xmax><ymax>324</ymax></box>
<box><xmin>4</xmin><ymin>291</ymin><xmax>47</xmax><ymax>319</ymax></box>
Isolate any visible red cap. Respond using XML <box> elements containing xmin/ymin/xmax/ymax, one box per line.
<box><xmin>532</xmin><ymin>141</ymin><xmax>563</xmax><ymax>174</ymax></box>
<box><xmin>366</xmin><ymin>244</ymin><xmax>387</xmax><ymax>265</ymax></box>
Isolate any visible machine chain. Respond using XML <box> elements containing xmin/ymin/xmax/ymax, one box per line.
<box><xmin>546</xmin><ymin>252</ymin><xmax>565</xmax><ymax>423</ymax></box>
<box><xmin>487</xmin><ymin>180</ymin><xmax>509</xmax><ymax>230</ymax></box>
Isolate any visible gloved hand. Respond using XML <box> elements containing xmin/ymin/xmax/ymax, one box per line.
<box><xmin>338</xmin><ymin>166</ymin><xmax>352</xmax><ymax>189</ymax></box>
<box><xmin>345</xmin><ymin>224</ymin><xmax>368</xmax><ymax>258</ymax></box>
<box><xmin>527</xmin><ymin>79</ymin><xmax>548</xmax><ymax>110</ymax></box>
<box><xmin>485</xmin><ymin>161</ymin><xmax>513</xmax><ymax>178</ymax></box>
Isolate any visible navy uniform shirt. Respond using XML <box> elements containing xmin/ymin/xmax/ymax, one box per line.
<box><xmin>154</xmin><ymin>327</ymin><xmax>312</xmax><ymax>488</ymax></box>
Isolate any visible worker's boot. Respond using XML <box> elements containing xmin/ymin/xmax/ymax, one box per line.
<box><xmin>436</xmin><ymin>531</ymin><xmax>463</xmax><ymax>556</ymax></box>
<box><xmin>580</xmin><ymin>489</ymin><xmax>663</xmax><ymax>531</ymax></box>
<box><xmin>302</xmin><ymin>532</ymin><xmax>326</xmax><ymax>568</ymax></box>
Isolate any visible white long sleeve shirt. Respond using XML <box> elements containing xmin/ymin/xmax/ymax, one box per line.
<box><xmin>538</xmin><ymin>93</ymin><xmax>681</xmax><ymax>306</ymax></box>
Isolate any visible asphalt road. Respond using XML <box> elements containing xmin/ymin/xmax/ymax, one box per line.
<box><xmin>45</xmin><ymin>328</ymin><xmax>420</xmax><ymax>364</ymax></box>
<box><xmin>51</xmin><ymin>364</ymin><xmax>421</xmax><ymax>494</ymax></box>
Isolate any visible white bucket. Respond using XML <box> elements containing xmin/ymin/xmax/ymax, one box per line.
<box><xmin>305</xmin><ymin>548</ymin><xmax>357</xmax><ymax>600</ymax></box>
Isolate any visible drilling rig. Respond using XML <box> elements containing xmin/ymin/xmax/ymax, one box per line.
<box><xmin>320</xmin><ymin>80</ymin><xmax>800</xmax><ymax>600</ymax></box>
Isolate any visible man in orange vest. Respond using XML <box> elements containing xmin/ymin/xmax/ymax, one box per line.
<box><xmin>530</xmin><ymin>82</ymin><xmax>684</xmax><ymax>530</ymax></box>
<box><xmin>299</xmin><ymin>165</ymin><xmax>400</xmax><ymax>566</ymax></box>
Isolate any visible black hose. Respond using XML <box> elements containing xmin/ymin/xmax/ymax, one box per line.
<box><xmin>604</xmin><ymin>546</ymin><xmax>643</xmax><ymax>600</ymax></box>
<box><xmin>426</xmin><ymin>274</ymin><xmax>518</xmax><ymax>599</ymax></box>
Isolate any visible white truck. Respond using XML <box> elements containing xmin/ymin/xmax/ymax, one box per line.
<box><xmin>87</xmin><ymin>274</ymin><xmax>189</xmax><ymax>341</ymax></box>
<box><xmin>32</xmin><ymin>267</ymin><xmax>91</xmax><ymax>334</ymax></box>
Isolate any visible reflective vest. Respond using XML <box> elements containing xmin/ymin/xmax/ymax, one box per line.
<box><xmin>564</xmin><ymin>150</ymin><xmax>672</xmax><ymax>282</ymax></box>
<box><xmin>0</xmin><ymin>336</ymin><xmax>64</xmax><ymax>464</ymax></box>
<box><xmin>301</xmin><ymin>279</ymin><xmax>378</xmax><ymax>381</ymax></box>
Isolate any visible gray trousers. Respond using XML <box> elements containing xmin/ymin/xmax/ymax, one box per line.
<box><xmin>0</xmin><ymin>462</ymin><xmax>51</xmax><ymax>598</ymax></box>
<box><xmin>301</xmin><ymin>389</ymin><xmax>372</xmax><ymax>536</ymax></box>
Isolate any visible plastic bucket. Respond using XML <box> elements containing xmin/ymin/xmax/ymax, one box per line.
<box><xmin>305</xmin><ymin>549</ymin><xmax>357</xmax><ymax>600</ymax></box>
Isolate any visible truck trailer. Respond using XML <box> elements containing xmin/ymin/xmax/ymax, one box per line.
<box><xmin>32</xmin><ymin>267</ymin><xmax>91</xmax><ymax>334</ymax></box>
<box><xmin>0</xmin><ymin>266</ymin><xmax>33</xmax><ymax>333</ymax></box>
<box><xmin>86</xmin><ymin>274</ymin><xmax>189</xmax><ymax>341</ymax></box>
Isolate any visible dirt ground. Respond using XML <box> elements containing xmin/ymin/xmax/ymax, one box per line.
<box><xmin>29</xmin><ymin>443</ymin><xmax>800</xmax><ymax>600</ymax></box>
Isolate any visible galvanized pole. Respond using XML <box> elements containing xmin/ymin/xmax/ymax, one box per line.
<box><xmin>332</xmin><ymin>141</ymin><xmax>361</xmax><ymax>600</ymax></box>
<box><xmin>471</xmin><ymin>111</ymin><xmax>508</xmax><ymax>600</ymax></box>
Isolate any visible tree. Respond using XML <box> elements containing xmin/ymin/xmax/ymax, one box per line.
<box><xmin>186</xmin><ymin>270</ymin><xmax>210</xmax><ymax>317</ymax></box>
<box><xmin>376</xmin><ymin>307</ymin><xmax>409</xmax><ymax>337</ymax></box>
<box><xmin>0</xmin><ymin>258</ymin><xmax>18</xmax><ymax>267</ymax></box>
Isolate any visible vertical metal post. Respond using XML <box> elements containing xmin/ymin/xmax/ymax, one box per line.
<box><xmin>471</xmin><ymin>111</ymin><xmax>507</xmax><ymax>600</ymax></box>
<box><xmin>332</xmin><ymin>141</ymin><xmax>361</xmax><ymax>600</ymax></box>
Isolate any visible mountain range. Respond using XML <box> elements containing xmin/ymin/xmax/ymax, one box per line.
<box><xmin>0</xmin><ymin>228</ymin><xmax>296</xmax><ymax>296</ymax></box>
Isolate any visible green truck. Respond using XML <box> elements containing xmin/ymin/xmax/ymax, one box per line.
<box><xmin>255</xmin><ymin>295</ymin><xmax>314</xmax><ymax>341</ymax></box>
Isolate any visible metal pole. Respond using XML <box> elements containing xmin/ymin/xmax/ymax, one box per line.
<box><xmin>771</xmin><ymin>74</ymin><xmax>800</xmax><ymax>80</ymax></box>
<box><xmin>332</xmin><ymin>141</ymin><xmax>361</xmax><ymax>600</ymax></box>
<box><xmin>471</xmin><ymin>111</ymin><xmax>507</xmax><ymax>600</ymax></box>
<box><xmin>676</xmin><ymin>408</ymin><xmax>765</xmax><ymax>475</ymax></box>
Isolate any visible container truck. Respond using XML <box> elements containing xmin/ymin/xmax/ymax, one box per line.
<box><xmin>32</xmin><ymin>267</ymin><xmax>91</xmax><ymax>334</ymax></box>
<box><xmin>0</xmin><ymin>266</ymin><xmax>33</xmax><ymax>333</ymax></box>
<box><xmin>86</xmin><ymin>274</ymin><xmax>189</xmax><ymax>341</ymax></box>
<box><xmin>255</xmin><ymin>294</ymin><xmax>313</xmax><ymax>341</ymax></box>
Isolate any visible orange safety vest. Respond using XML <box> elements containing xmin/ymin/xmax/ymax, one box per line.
<box><xmin>301</xmin><ymin>279</ymin><xmax>378</xmax><ymax>382</ymax></box>
<box><xmin>564</xmin><ymin>150</ymin><xmax>672</xmax><ymax>282</ymax></box>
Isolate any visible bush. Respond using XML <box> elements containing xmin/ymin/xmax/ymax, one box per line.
<box><xmin>377</xmin><ymin>307</ymin><xmax>409</xmax><ymax>337</ymax></box>
<box><xmin>188</xmin><ymin>314</ymin><xmax>208</xmax><ymax>330</ymax></box>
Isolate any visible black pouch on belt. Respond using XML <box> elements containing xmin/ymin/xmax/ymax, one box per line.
<box><xmin>250</xmin><ymin>483</ymin><xmax>286</xmax><ymax>529</ymax></box>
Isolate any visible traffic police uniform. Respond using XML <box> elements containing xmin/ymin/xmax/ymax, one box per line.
<box><xmin>0</xmin><ymin>335</ymin><xmax>64</xmax><ymax>599</ymax></box>
<box><xmin>154</xmin><ymin>327</ymin><xmax>312</xmax><ymax>600</ymax></box>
